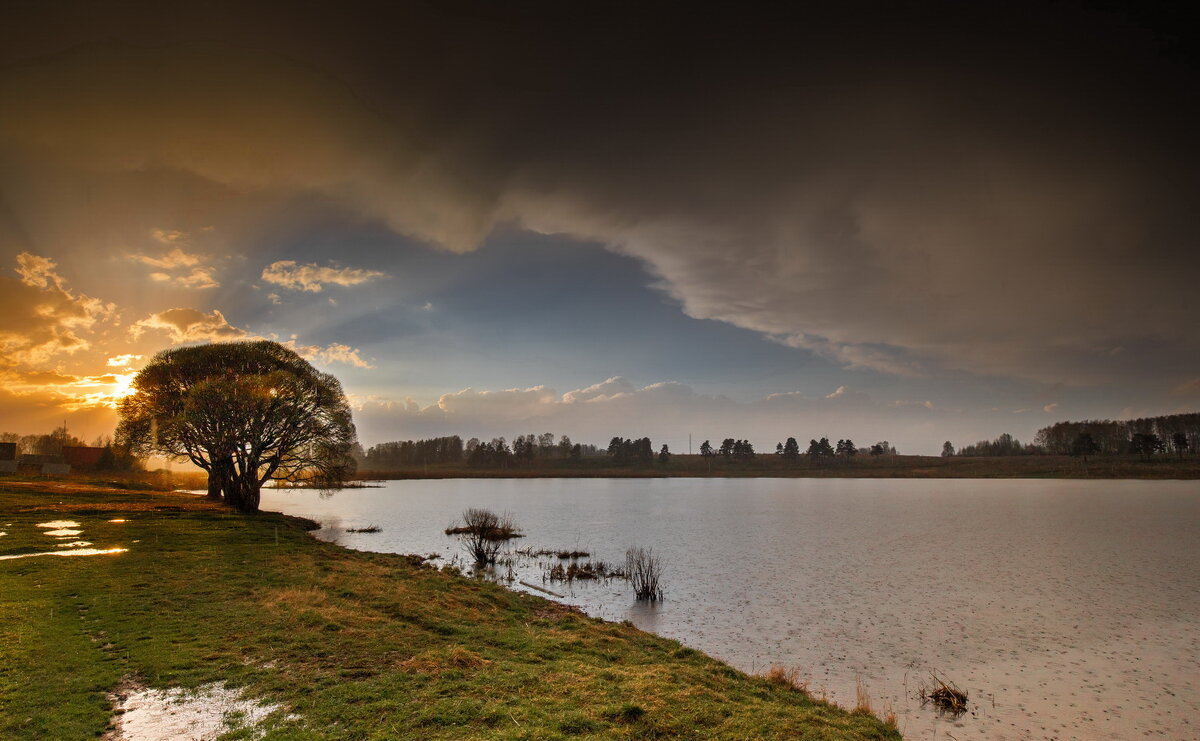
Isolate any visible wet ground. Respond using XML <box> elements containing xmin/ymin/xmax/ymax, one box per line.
<box><xmin>262</xmin><ymin>477</ymin><xmax>1200</xmax><ymax>740</ymax></box>
<box><xmin>0</xmin><ymin>518</ymin><xmax>128</xmax><ymax>560</ymax></box>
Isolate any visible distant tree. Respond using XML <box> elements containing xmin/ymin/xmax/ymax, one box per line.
<box><xmin>569</xmin><ymin>443</ymin><xmax>582</xmax><ymax>461</ymax></box>
<box><xmin>558</xmin><ymin>435</ymin><xmax>573</xmax><ymax>458</ymax></box>
<box><xmin>775</xmin><ymin>442</ymin><xmax>784</xmax><ymax>456</ymax></box>
<box><xmin>941</xmin><ymin>441</ymin><xmax>955</xmax><ymax>457</ymax></box>
<box><xmin>637</xmin><ymin>437</ymin><xmax>654</xmax><ymax>465</ymax></box>
<box><xmin>781</xmin><ymin>437</ymin><xmax>800</xmax><ymax>461</ymax></box>
<box><xmin>958</xmin><ymin>433</ymin><xmax>1025</xmax><ymax>457</ymax></box>
<box><xmin>1130</xmin><ymin>432</ymin><xmax>1165</xmax><ymax>461</ymax></box>
<box><xmin>837</xmin><ymin>439</ymin><xmax>857</xmax><ymax>458</ymax></box>
<box><xmin>1172</xmin><ymin>432</ymin><xmax>1189</xmax><ymax>460</ymax></box>
<box><xmin>659</xmin><ymin>444</ymin><xmax>671</xmax><ymax>464</ymax></box>
<box><xmin>731</xmin><ymin>439</ymin><xmax>754</xmax><ymax>461</ymax></box>
<box><xmin>719</xmin><ymin>438</ymin><xmax>735</xmax><ymax>457</ymax></box>
<box><xmin>699</xmin><ymin>440</ymin><xmax>713</xmax><ymax>458</ymax></box>
<box><xmin>1070</xmin><ymin>432</ymin><xmax>1100</xmax><ymax>463</ymax></box>
<box><xmin>869</xmin><ymin>444</ymin><xmax>884</xmax><ymax>457</ymax></box>
<box><xmin>807</xmin><ymin>437</ymin><xmax>834</xmax><ymax>463</ymax></box>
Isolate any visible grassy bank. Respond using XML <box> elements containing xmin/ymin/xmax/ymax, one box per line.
<box><xmin>0</xmin><ymin>480</ymin><xmax>899</xmax><ymax>740</ymax></box>
<box><xmin>359</xmin><ymin>453</ymin><xmax>1200</xmax><ymax>480</ymax></box>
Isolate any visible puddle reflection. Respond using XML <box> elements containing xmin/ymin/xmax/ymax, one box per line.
<box><xmin>36</xmin><ymin>520</ymin><xmax>81</xmax><ymax>529</ymax></box>
<box><xmin>0</xmin><ymin>547</ymin><xmax>128</xmax><ymax>561</ymax></box>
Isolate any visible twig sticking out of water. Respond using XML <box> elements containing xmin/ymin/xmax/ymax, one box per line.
<box><xmin>346</xmin><ymin>524</ymin><xmax>382</xmax><ymax>533</ymax></box>
<box><xmin>919</xmin><ymin>671</ymin><xmax>968</xmax><ymax>714</ymax></box>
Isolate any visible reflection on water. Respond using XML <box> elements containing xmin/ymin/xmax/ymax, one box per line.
<box><xmin>36</xmin><ymin>520</ymin><xmax>81</xmax><ymax>529</ymax></box>
<box><xmin>262</xmin><ymin>478</ymin><xmax>1200</xmax><ymax>740</ymax></box>
<box><xmin>1</xmin><ymin>519</ymin><xmax>128</xmax><ymax>563</ymax></box>
<box><xmin>0</xmin><ymin>547</ymin><xmax>127</xmax><ymax>561</ymax></box>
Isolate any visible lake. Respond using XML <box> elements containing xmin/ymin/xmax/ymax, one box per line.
<box><xmin>260</xmin><ymin>478</ymin><xmax>1199</xmax><ymax>740</ymax></box>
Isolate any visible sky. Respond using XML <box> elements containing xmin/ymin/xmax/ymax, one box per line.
<box><xmin>1</xmin><ymin>0</ymin><xmax>1198</xmax><ymax>454</ymax></box>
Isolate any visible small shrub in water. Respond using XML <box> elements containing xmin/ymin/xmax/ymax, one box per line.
<box><xmin>445</xmin><ymin>508</ymin><xmax>523</xmax><ymax>566</ymax></box>
<box><xmin>625</xmin><ymin>546</ymin><xmax>663</xmax><ymax>601</ymax></box>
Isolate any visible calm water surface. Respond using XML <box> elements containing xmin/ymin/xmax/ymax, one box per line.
<box><xmin>260</xmin><ymin>478</ymin><xmax>1200</xmax><ymax>740</ymax></box>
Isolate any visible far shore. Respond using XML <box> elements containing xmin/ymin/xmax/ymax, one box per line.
<box><xmin>353</xmin><ymin>453</ymin><xmax>1200</xmax><ymax>481</ymax></box>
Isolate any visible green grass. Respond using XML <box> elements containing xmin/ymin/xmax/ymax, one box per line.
<box><xmin>0</xmin><ymin>481</ymin><xmax>899</xmax><ymax>740</ymax></box>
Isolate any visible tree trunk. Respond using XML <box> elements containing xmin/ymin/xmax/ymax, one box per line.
<box><xmin>205</xmin><ymin>467</ymin><xmax>223</xmax><ymax>500</ymax></box>
<box><xmin>223</xmin><ymin>471</ymin><xmax>261</xmax><ymax>513</ymax></box>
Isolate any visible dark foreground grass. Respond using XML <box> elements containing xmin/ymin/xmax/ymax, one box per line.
<box><xmin>0</xmin><ymin>481</ymin><xmax>899</xmax><ymax>740</ymax></box>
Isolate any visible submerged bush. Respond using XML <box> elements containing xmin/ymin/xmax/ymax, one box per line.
<box><xmin>445</xmin><ymin>508</ymin><xmax>523</xmax><ymax>566</ymax></box>
<box><xmin>625</xmin><ymin>546</ymin><xmax>664</xmax><ymax>601</ymax></box>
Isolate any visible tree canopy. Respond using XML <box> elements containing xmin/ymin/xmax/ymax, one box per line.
<box><xmin>117</xmin><ymin>341</ymin><xmax>357</xmax><ymax>512</ymax></box>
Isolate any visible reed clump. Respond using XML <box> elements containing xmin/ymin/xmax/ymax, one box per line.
<box><xmin>762</xmin><ymin>665</ymin><xmax>809</xmax><ymax>695</ymax></box>
<box><xmin>853</xmin><ymin>676</ymin><xmax>873</xmax><ymax>715</ymax></box>
<box><xmin>545</xmin><ymin>560</ymin><xmax>624</xmax><ymax>583</ymax></box>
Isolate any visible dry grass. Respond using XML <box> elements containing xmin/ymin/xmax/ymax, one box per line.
<box><xmin>399</xmin><ymin>646</ymin><xmax>492</xmax><ymax>675</ymax></box>
<box><xmin>762</xmin><ymin>665</ymin><xmax>809</xmax><ymax>694</ymax></box>
<box><xmin>854</xmin><ymin>676</ymin><xmax>873</xmax><ymax>715</ymax></box>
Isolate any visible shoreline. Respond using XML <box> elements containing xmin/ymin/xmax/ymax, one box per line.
<box><xmin>352</xmin><ymin>453</ymin><xmax>1200</xmax><ymax>481</ymax></box>
<box><xmin>0</xmin><ymin>480</ymin><xmax>900</xmax><ymax>740</ymax></box>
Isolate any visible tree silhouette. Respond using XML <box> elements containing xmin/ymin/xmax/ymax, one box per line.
<box><xmin>1130</xmin><ymin>432</ymin><xmax>1165</xmax><ymax>461</ymax></box>
<box><xmin>1071</xmin><ymin>432</ymin><xmax>1100</xmax><ymax>462</ymax></box>
<box><xmin>1172</xmin><ymin>432</ymin><xmax>1189</xmax><ymax>460</ymax></box>
<box><xmin>118</xmin><ymin>341</ymin><xmax>356</xmax><ymax>512</ymax></box>
<box><xmin>941</xmin><ymin>441</ymin><xmax>955</xmax><ymax>457</ymax></box>
<box><xmin>783</xmin><ymin>437</ymin><xmax>800</xmax><ymax>461</ymax></box>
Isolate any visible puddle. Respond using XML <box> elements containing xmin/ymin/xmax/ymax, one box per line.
<box><xmin>36</xmin><ymin>520</ymin><xmax>81</xmax><ymax>529</ymax></box>
<box><xmin>43</xmin><ymin>529</ymin><xmax>83</xmax><ymax>537</ymax></box>
<box><xmin>107</xmin><ymin>681</ymin><xmax>286</xmax><ymax>741</ymax></box>
<box><xmin>56</xmin><ymin>540</ymin><xmax>93</xmax><ymax>548</ymax></box>
<box><xmin>0</xmin><ymin>547</ymin><xmax>127</xmax><ymax>561</ymax></box>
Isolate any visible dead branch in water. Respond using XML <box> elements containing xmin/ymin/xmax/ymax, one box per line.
<box><xmin>919</xmin><ymin>671</ymin><xmax>968</xmax><ymax>714</ymax></box>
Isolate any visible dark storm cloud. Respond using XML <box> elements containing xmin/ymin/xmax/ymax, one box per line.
<box><xmin>2</xmin><ymin>1</ymin><xmax>1198</xmax><ymax>386</ymax></box>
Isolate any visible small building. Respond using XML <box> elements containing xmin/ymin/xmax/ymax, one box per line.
<box><xmin>16</xmin><ymin>453</ymin><xmax>71</xmax><ymax>476</ymax></box>
<box><xmin>63</xmin><ymin>445</ymin><xmax>105</xmax><ymax>470</ymax></box>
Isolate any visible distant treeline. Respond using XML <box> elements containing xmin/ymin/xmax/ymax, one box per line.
<box><xmin>359</xmin><ymin>436</ymin><xmax>466</xmax><ymax>468</ymax></box>
<box><xmin>359</xmin><ymin>433</ymin><xmax>602</xmax><ymax>469</ymax></box>
<box><xmin>1034</xmin><ymin>413</ymin><xmax>1198</xmax><ymax>458</ymax></box>
<box><xmin>359</xmin><ymin>432</ymin><xmax>901</xmax><ymax>469</ymax></box>
<box><xmin>953</xmin><ymin>413</ymin><xmax>1198</xmax><ymax>459</ymax></box>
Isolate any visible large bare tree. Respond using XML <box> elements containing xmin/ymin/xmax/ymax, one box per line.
<box><xmin>117</xmin><ymin>341</ymin><xmax>357</xmax><ymax>512</ymax></box>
